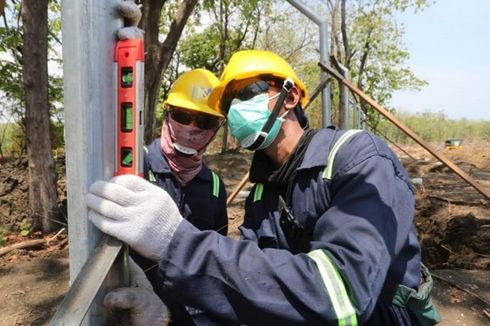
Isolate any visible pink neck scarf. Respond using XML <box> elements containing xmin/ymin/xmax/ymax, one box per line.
<box><xmin>160</xmin><ymin>118</ymin><xmax>216</xmax><ymax>185</ymax></box>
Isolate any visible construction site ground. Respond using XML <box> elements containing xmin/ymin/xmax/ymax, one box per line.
<box><xmin>0</xmin><ymin>141</ymin><xmax>489</xmax><ymax>325</ymax></box>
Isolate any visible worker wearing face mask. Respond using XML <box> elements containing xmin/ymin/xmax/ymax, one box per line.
<box><xmin>129</xmin><ymin>68</ymin><xmax>229</xmax><ymax>325</ymax></box>
<box><xmin>87</xmin><ymin>48</ymin><xmax>440</xmax><ymax>325</ymax></box>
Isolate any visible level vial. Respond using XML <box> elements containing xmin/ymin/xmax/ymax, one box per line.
<box><xmin>121</xmin><ymin>67</ymin><xmax>133</xmax><ymax>88</ymax></box>
<box><xmin>121</xmin><ymin>147</ymin><xmax>133</xmax><ymax>167</ymax></box>
<box><xmin>121</xmin><ymin>103</ymin><xmax>133</xmax><ymax>132</ymax></box>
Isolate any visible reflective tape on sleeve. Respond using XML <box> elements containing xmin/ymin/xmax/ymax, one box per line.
<box><xmin>253</xmin><ymin>183</ymin><xmax>264</xmax><ymax>202</ymax></box>
<box><xmin>147</xmin><ymin>170</ymin><xmax>157</xmax><ymax>182</ymax></box>
<box><xmin>322</xmin><ymin>130</ymin><xmax>363</xmax><ymax>180</ymax></box>
<box><xmin>308</xmin><ymin>249</ymin><xmax>358</xmax><ymax>326</ymax></box>
<box><xmin>211</xmin><ymin>171</ymin><xmax>220</xmax><ymax>198</ymax></box>
<box><xmin>143</xmin><ymin>146</ymin><xmax>157</xmax><ymax>183</ymax></box>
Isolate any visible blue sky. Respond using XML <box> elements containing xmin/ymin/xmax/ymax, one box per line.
<box><xmin>390</xmin><ymin>0</ymin><xmax>490</xmax><ymax>121</ymax></box>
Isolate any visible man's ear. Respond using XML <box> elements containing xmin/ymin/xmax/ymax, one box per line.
<box><xmin>284</xmin><ymin>86</ymin><xmax>300</xmax><ymax>110</ymax></box>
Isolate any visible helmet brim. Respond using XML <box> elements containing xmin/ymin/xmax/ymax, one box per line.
<box><xmin>165</xmin><ymin>97</ymin><xmax>224</xmax><ymax>118</ymax></box>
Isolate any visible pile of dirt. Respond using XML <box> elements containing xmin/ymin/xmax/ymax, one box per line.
<box><xmin>401</xmin><ymin>156</ymin><xmax>490</xmax><ymax>270</ymax></box>
<box><xmin>2</xmin><ymin>148</ymin><xmax>489</xmax><ymax>270</ymax></box>
<box><xmin>0</xmin><ymin>153</ymin><xmax>67</xmax><ymax>234</ymax></box>
<box><xmin>0</xmin><ymin>158</ymin><xmax>30</xmax><ymax>232</ymax></box>
<box><xmin>0</xmin><ymin>146</ymin><xmax>489</xmax><ymax>325</ymax></box>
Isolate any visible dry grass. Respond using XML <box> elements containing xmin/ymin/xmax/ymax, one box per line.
<box><xmin>390</xmin><ymin>140</ymin><xmax>490</xmax><ymax>170</ymax></box>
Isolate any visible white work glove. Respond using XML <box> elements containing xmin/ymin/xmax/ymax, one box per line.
<box><xmin>117</xmin><ymin>0</ymin><xmax>144</xmax><ymax>40</ymax></box>
<box><xmin>104</xmin><ymin>287</ymin><xmax>171</xmax><ymax>326</ymax></box>
<box><xmin>86</xmin><ymin>174</ymin><xmax>183</xmax><ymax>261</ymax></box>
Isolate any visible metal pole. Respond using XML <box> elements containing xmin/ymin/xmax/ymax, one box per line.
<box><xmin>49</xmin><ymin>237</ymin><xmax>126</xmax><ymax>325</ymax></box>
<box><xmin>286</xmin><ymin>0</ymin><xmax>321</xmax><ymax>24</ymax></box>
<box><xmin>286</xmin><ymin>0</ymin><xmax>330</xmax><ymax>127</ymax></box>
<box><xmin>350</xmin><ymin>100</ymin><xmax>363</xmax><ymax>129</ymax></box>
<box><xmin>61</xmin><ymin>0</ymin><xmax>127</xmax><ymax>324</ymax></box>
<box><xmin>319</xmin><ymin>20</ymin><xmax>331</xmax><ymax>127</ymax></box>
<box><xmin>338</xmin><ymin>63</ymin><xmax>349</xmax><ymax>129</ymax></box>
<box><xmin>361</xmin><ymin>109</ymin><xmax>367</xmax><ymax>130</ymax></box>
<box><xmin>352</xmin><ymin>101</ymin><xmax>360</xmax><ymax>129</ymax></box>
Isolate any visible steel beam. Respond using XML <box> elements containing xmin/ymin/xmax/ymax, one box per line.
<box><xmin>60</xmin><ymin>0</ymin><xmax>127</xmax><ymax>324</ymax></box>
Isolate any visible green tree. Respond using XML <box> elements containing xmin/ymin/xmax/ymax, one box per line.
<box><xmin>22</xmin><ymin>0</ymin><xmax>60</xmax><ymax>233</ymax></box>
<box><xmin>254</xmin><ymin>4</ymin><xmax>321</xmax><ymax>127</ymax></box>
<box><xmin>0</xmin><ymin>1</ymin><xmax>25</xmax><ymax>123</ymax></box>
<box><xmin>329</xmin><ymin>0</ymin><xmax>429</xmax><ymax>129</ymax></box>
<box><xmin>176</xmin><ymin>0</ymin><xmax>270</xmax><ymax>151</ymax></box>
<box><xmin>139</xmin><ymin>0</ymin><xmax>198</xmax><ymax>143</ymax></box>
<box><xmin>378</xmin><ymin>110</ymin><xmax>490</xmax><ymax>144</ymax></box>
<box><xmin>0</xmin><ymin>0</ymin><xmax>63</xmax><ymax>141</ymax></box>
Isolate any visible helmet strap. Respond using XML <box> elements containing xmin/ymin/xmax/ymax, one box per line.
<box><xmin>247</xmin><ymin>78</ymin><xmax>295</xmax><ymax>150</ymax></box>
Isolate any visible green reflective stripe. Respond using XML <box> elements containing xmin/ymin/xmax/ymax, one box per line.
<box><xmin>308</xmin><ymin>249</ymin><xmax>358</xmax><ymax>326</ymax></box>
<box><xmin>143</xmin><ymin>146</ymin><xmax>157</xmax><ymax>182</ymax></box>
<box><xmin>211</xmin><ymin>171</ymin><xmax>219</xmax><ymax>198</ymax></box>
<box><xmin>253</xmin><ymin>183</ymin><xmax>264</xmax><ymax>202</ymax></box>
<box><xmin>148</xmin><ymin>170</ymin><xmax>156</xmax><ymax>182</ymax></box>
<box><xmin>322</xmin><ymin>130</ymin><xmax>363</xmax><ymax>180</ymax></box>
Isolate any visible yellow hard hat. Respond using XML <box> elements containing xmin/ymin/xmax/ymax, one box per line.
<box><xmin>208</xmin><ymin>50</ymin><xmax>309</xmax><ymax>113</ymax></box>
<box><xmin>164</xmin><ymin>68</ymin><xmax>224</xmax><ymax>118</ymax></box>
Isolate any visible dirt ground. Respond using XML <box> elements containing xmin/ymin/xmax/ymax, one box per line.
<box><xmin>0</xmin><ymin>141</ymin><xmax>489</xmax><ymax>325</ymax></box>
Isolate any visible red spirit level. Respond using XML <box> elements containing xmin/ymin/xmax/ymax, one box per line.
<box><xmin>114</xmin><ymin>39</ymin><xmax>144</xmax><ymax>176</ymax></box>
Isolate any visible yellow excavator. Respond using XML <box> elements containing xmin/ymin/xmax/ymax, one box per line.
<box><xmin>444</xmin><ymin>138</ymin><xmax>463</xmax><ymax>150</ymax></box>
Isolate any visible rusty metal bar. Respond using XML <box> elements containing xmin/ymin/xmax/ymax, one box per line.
<box><xmin>366</xmin><ymin>121</ymin><xmax>417</xmax><ymax>161</ymax></box>
<box><xmin>226</xmin><ymin>172</ymin><xmax>250</xmax><ymax>206</ymax></box>
<box><xmin>319</xmin><ymin>61</ymin><xmax>490</xmax><ymax>200</ymax></box>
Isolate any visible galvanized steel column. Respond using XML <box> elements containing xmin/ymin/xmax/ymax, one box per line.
<box><xmin>318</xmin><ymin>20</ymin><xmax>331</xmax><ymax>127</ymax></box>
<box><xmin>61</xmin><ymin>0</ymin><xmax>125</xmax><ymax>324</ymax></box>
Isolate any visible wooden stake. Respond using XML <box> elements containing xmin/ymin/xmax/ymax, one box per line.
<box><xmin>227</xmin><ymin>172</ymin><xmax>250</xmax><ymax>206</ymax></box>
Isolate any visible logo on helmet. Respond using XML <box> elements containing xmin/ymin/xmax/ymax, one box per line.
<box><xmin>191</xmin><ymin>86</ymin><xmax>212</xmax><ymax>100</ymax></box>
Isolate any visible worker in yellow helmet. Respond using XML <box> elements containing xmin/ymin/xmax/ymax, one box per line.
<box><xmin>208</xmin><ymin>49</ymin><xmax>310</xmax><ymax>151</ymax></box>
<box><xmin>129</xmin><ymin>68</ymin><xmax>229</xmax><ymax>325</ymax></box>
<box><xmin>159</xmin><ymin>68</ymin><xmax>224</xmax><ymax>184</ymax></box>
<box><xmin>88</xmin><ymin>5</ymin><xmax>440</xmax><ymax>323</ymax></box>
<box><xmin>96</xmin><ymin>3</ymin><xmax>228</xmax><ymax>325</ymax></box>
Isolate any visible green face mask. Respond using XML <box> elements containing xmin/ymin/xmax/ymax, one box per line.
<box><xmin>227</xmin><ymin>93</ymin><xmax>287</xmax><ymax>150</ymax></box>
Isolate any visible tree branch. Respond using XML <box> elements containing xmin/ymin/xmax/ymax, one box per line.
<box><xmin>0</xmin><ymin>228</ymin><xmax>65</xmax><ymax>257</ymax></box>
<box><xmin>357</xmin><ymin>28</ymin><xmax>372</xmax><ymax>90</ymax></box>
<box><xmin>158</xmin><ymin>0</ymin><xmax>198</xmax><ymax>70</ymax></box>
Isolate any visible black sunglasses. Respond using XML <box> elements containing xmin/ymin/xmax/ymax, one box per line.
<box><xmin>221</xmin><ymin>80</ymin><xmax>272</xmax><ymax>114</ymax></box>
<box><xmin>168</xmin><ymin>109</ymin><xmax>221</xmax><ymax>130</ymax></box>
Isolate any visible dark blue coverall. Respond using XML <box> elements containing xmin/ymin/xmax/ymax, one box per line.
<box><xmin>131</xmin><ymin>139</ymin><xmax>228</xmax><ymax>325</ymax></box>
<box><xmin>156</xmin><ymin>128</ymin><xmax>438</xmax><ymax>325</ymax></box>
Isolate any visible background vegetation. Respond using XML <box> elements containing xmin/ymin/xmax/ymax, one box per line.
<box><xmin>0</xmin><ymin>0</ymin><xmax>488</xmax><ymax>233</ymax></box>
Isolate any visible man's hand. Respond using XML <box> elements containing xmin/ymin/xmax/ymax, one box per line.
<box><xmin>86</xmin><ymin>175</ymin><xmax>183</xmax><ymax>261</ymax></box>
<box><xmin>105</xmin><ymin>258</ymin><xmax>169</xmax><ymax>325</ymax></box>
<box><xmin>105</xmin><ymin>287</ymin><xmax>170</xmax><ymax>326</ymax></box>
<box><xmin>104</xmin><ymin>257</ymin><xmax>170</xmax><ymax>326</ymax></box>
<box><xmin>117</xmin><ymin>0</ymin><xmax>144</xmax><ymax>40</ymax></box>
